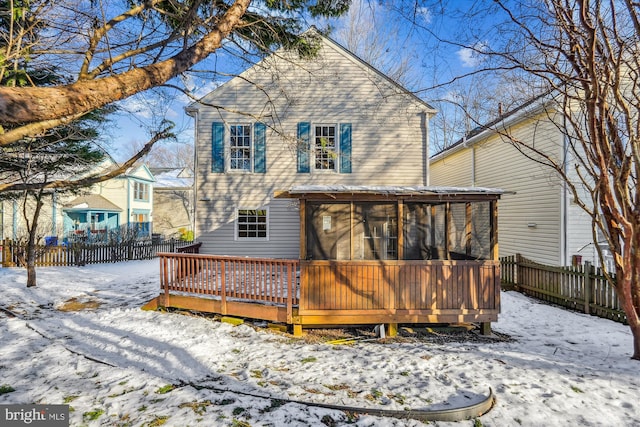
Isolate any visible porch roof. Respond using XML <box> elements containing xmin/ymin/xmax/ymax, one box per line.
<box><xmin>274</xmin><ymin>185</ymin><xmax>505</xmax><ymax>201</ymax></box>
<box><xmin>63</xmin><ymin>194</ymin><xmax>122</xmax><ymax>212</ymax></box>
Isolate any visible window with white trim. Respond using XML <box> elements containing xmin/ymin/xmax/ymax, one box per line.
<box><xmin>236</xmin><ymin>208</ymin><xmax>268</xmax><ymax>240</ymax></box>
<box><xmin>230</xmin><ymin>124</ymin><xmax>252</xmax><ymax>171</ymax></box>
<box><xmin>314</xmin><ymin>125</ymin><xmax>337</xmax><ymax>171</ymax></box>
<box><xmin>133</xmin><ymin>182</ymin><xmax>149</xmax><ymax>201</ymax></box>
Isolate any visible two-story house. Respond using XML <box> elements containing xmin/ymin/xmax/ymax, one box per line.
<box><xmin>155</xmin><ymin>29</ymin><xmax>503</xmax><ymax>333</ymax></box>
<box><xmin>187</xmin><ymin>29</ymin><xmax>435</xmax><ymax>258</ymax></box>
<box><xmin>430</xmin><ymin>95</ymin><xmax>610</xmax><ymax>267</ymax></box>
<box><xmin>1</xmin><ymin>160</ymin><xmax>155</xmax><ymax>243</ymax></box>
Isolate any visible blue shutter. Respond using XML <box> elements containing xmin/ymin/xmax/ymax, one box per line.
<box><xmin>254</xmin><ymin>122</ymin><xmax>266</xmax><ymax>173</ymax></box>
<box><xmin>339</xmin><ymin>123</ymin><xmax>352</xmax><ymax>174</ymax></box>
<box><xmin>212</xmin><ymin>122</ymin><xmax>225</xmax><ymax>172</ymax></box>
<box><xmin>297</xmin><ymin>122</ymin><xmax>311</xmax><ymax>173</ymax></box>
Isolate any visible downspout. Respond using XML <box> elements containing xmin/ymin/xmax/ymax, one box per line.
<box><xmin>461</xmin><ymin>136</ymin><xmax>476</xmax><ymax>187</ymax></box>
<box><xmin>127</xmin><ymin>178</ymin><xmax>131</xmax><ymax>228</ymax></box>
<box><xmin>422</xmin><ymin>111</ymin><xmax>430</xmax><ymax>186</ymax></box>
<box><xmin>471</xmin><ymin>146</ymin><xmax>476</xmax><ymax>187</ymax></box>
<box><xmin>192</xmin><ymin>111</ymin><xmax>200</xmax><ymax>238</ymax></box>
<box><xmin>561</xmin><ymin>114</ymin><xmax>569</xmax><ymax>266</ymax></box>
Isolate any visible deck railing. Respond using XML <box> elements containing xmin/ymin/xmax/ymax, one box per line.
<box><xmin>155</xmin><ymin>253</ymin><xmax>500</xmax><ymax>326</ymax></box>
<box><xmin>158</xmin><ymin>253</ymin><xmax>300</xmax><ymax>308</ymax></box>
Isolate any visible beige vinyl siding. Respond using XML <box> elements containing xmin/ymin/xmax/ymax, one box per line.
<box><xmin>153</xmin><ymin>189</ymin><xmax>192</xmax><ymax>237</ymax></box>
<box><xmin>431</xmin><ymin>113</ymin><xmax>565</xmax><ymax>265</ymax></box>
<box><xmin>199</xmin><ymin>198</ymin><xmax>300</xmax><ymax>258</ymax></box>
<box><xmin>430</xmin><ymin>149</ymin><xmax>473</xmax><ymax>186</ymax></box>
<box><xmin>564</xmin><ymin>143</ymin><xmax>599</xmax><ymax>265</ymax></box>
<box><xmin>477</xmin><ymin>119</ymin><xmax>563</xmax><ymax>265</ymax></box>
<box><xmin>193</xmin><ymin>37</ymin><xmax>430</xmax><ymax>257</ymax></box>
<box><xmin>566</xmin><ymin>199</ymin><xmax>595</xmax><ymax>264</ymax></box>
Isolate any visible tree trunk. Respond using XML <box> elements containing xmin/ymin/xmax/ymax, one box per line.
<box><xmin>616</xmin><ymin>250</ymin><xmax>640</xmax><ymax>360</ymax></box>
<box><xmin>25</xmin><ymin>195</ymin><xmax>44</xmax><ymax>288</ymax></box>
<box><xmin>0</xmin><ymin>0</ymin><xmax>251</xmax><ymax>136</ymax></box>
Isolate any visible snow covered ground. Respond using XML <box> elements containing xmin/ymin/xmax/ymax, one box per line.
<box><xmin>0</xmin><ymin>260</ymin><xmax>638</xmax><ymax>426</ymax></box>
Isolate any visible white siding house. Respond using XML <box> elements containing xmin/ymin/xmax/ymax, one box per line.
<box><xmin>188</xmin><ymin>29</ymin><xmax>436</xmax><ymax>257</ymax></box>
<box><xmin>430</xmin><ymin>97</ymin><xmax>599</xmax><ymax>267</ymax></box>
<box><xmin>0</xmin><ymin>162</ymin><xmax>155</xmax><ymax>243</ymax></box>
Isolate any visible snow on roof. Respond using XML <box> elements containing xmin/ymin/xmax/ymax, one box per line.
<box><xmin>64</xmin><ymin>194</ymin><xmax>122</xmax><ymax>211</ymax></box>
<box><xmin>152</xmin><ymin>168</ymin><xmax>193</xmax><ymax>189</ymax></box>
<box><xmin>280</xmin><ymin>185</ymin><xmax>506</xmax><ymax>196</ymax></box>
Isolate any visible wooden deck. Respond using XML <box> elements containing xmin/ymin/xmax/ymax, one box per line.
<box><xmin>148</xmin><ymin>253</ymin><xmax>500</xmax><ymax>334</ymax></box>
<box><xmin>299</xmin><ymin>259</ymin><xmax>500</xmax><ymax>325</ymax></box>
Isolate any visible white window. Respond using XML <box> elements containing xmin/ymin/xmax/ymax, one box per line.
<box><xmin>314</xmin><ymin>125</ymin><xmax>337</xmax><ymax>171</ymax></box>
<box><xmin>230</xmin><ymin>124</ymin><xmax>252</xmax><ymax>171</ymax></box>
<box><xmin>236</xmin><ymin>208</ymin><xmax>268</xmax><ymax>240</ymax></box>
<box><xmin>133</xmin><ymin>182</ymin><xmax>149</xmax><ymax>201</ymax></box>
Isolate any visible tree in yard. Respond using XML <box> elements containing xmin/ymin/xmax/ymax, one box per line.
<box><xmin>334</xmin><ymin>0</ymin><xmax>420</xmax><ymax>89</ymax></box>
<box><xmin>0</xmin><ymin>0</ymin><xmax>352</xmax><ymax>152</ymax></box>
<box><xmin>0</xmin><ymin>2</ymin><xmax>117</xmax><ymax>286</ymax></box>
<box><xmin>0</xmin><ymin>109</ymin><xmax>111</xmax><ymax>286</ymax></box>
<box><xmin>436</xmin><ymin>0</ymin><xmax>640</xmax><ymax>359</ymax></box>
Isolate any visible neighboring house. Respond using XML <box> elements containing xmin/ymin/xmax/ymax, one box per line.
<box><xmin>430</xmin><ymin>95</ymin><xmax>609</xmax><ymax>267</ymax></box>
<box><xmin>187</xmin><ymin>28</ymin><xmax>435</xmax><ymax>257</ymax></box>
<box><xmin>149</xmin><ymin>167</ymin><xmax>194</xmax><ymax>238</ymax></box>
<box><xmin>0</xmin><ymin>161</ymin><xmax>156</xmax><ymax>243</ymax></box>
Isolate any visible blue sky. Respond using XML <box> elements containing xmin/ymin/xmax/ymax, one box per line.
<box><xmin>108</xmin><ymin>1</ymin><xmax>486</xmax><ymax>163</ymax></box>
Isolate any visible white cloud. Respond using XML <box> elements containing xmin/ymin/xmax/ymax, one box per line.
<box><xmin>415</xmin><ymin>6</ymin><xmax>432</xmax><ymax>24</ymax></box>
<box><xmin>456</xmin><ymin>48</ymin><xmax>478</xmax><ymax>67</ymax></box>
<box><xmin>118</xmin><ymin>96</ymin><xmax>154</xmax><ymax>119</ymax></box>
<box><xmin>456</xmin><ymin>42</ymin><xmax>488</xmax><ymax>68</ymax></box>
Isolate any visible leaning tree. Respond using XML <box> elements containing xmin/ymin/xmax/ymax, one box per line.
<box><xmin>0</xmin><ymin>1</ymin><xmax>350</xmax><ymax>142</ymax></box>
<box><xmin>0</xmin><ymin>0</ymin><xmax>352</xmax><ymax>286</ymax></box>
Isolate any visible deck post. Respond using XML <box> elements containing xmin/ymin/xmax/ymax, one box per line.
<box><xmin>292</xmin><ymin>324</ymin><xmax>303</xmax><ymax>336</ymax></box>
<box><xmin>2</xmin><ymin>239</ymin><xmax>15</xmax><ymax>267</ymax></box>
<box><xmin>220</xmin><ymin>260</ymin><xmax>227</xmax><ymax>315</ymax></box>
<box><xmin>162</xmin><ymin>256</ymin><xmax>169</xmax><ymax>306</ymax></box>
<box><xmin>286</xmin><ymin>261</ymin><xmax>293</xmax><ymax>323</ymax></box>
<box><xmin>386</xmin><ymin>323</ymin><xmax>398</xmax><ymax>337</ymax></box>
<box><xmin>480</xmin><ymin>322</ymin><xmax>492</xmax><ymax>336</ymax></box>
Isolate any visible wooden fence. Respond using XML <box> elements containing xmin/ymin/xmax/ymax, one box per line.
<box><xmin>1</xmin><ymin>239</ymin><xmax>197</xmax><ymax>267</ymax></box>
<box><xmin>500</xmin><ymin>253</ymin><xmax>626</xmax><ymax>324</ymax></box>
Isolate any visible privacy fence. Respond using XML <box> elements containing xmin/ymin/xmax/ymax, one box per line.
<box><xmin>501</xmin><ymin>253</ymin><xmax>626</xmax><ymax>324</ymax></box>
<box><xmin>1</xmin><ymin>239</ymin><xmax>200</xmax><ymax>268</ymax></box>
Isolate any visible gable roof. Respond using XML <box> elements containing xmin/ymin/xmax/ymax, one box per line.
<box><xmin>187</xmin><ymin>27</ymin><xmax>436</xmax><ymax>114</ymax></box>
<box><xmin>151</xmin><ymin>167</ymin><xmax>194</xmax><ymax>189</ymax></box>
<box><xmin>63</xmin><ymin>194</ymin><xmax>122</xmax><ymax>212</ymax></box>
<box><xmin>123</xmin><ymin>163</ymin><xmax>155</xmax><ymax>182</ymax></box>
<box><xmin>430</xmin><ymin>91</ymin><xmax>557</xmax><ymax>161</ymax></box>
<box><xmin>308</xmin><ymin>28</ymin><xmax>436</xmax><ymax>113</ymax></box>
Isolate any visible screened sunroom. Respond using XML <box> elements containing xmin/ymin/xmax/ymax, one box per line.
<box><xmin>275</xmin><ymin>185</ymin><xmax>503</xmax><ymax>335</ymax></box>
